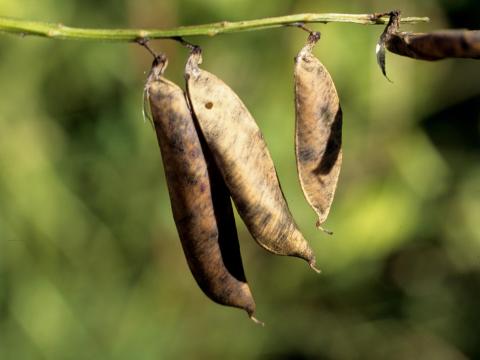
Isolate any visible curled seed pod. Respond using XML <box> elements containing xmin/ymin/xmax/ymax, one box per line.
<box><xmin>376</xmin><ymin>10</ymin><xmax>401</xmax><ymax>80</ymax></box>
<box><xmin>376</xmin><ymin>10</ymin><xmax>480</xmax><ymax>78</ymax></box>
<box><xmin>146</xmin><ymin>56</ymin><xmax>261</xmax><ymax>323</ymax></box>
<box><xmin>185</xmin><ymin>49</ymin><xmax>319</xmax><ymax>273</ymax></box>
<box><xmin>294</xmin><ymin>32</ymin><xmax>342</xmax><ymax>232</ymax></box>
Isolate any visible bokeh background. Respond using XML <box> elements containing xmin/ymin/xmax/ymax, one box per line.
<box><xmin>1</xmin><ymin>0</ymin><xmax>479</xmax><ymax>359</ymax></box>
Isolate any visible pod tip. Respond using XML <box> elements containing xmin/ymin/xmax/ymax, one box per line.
<box><xmin>316</xmin><ymin>221</ymin><xmax>333</xmax><ymax>235</ymax></box>
<box><xmin>249</xmin><ymin>315</ymin><xmax>265</xmax><ymax>327</ymax></box>
<box><xmin>309</xmin><ymin>260</ymin><xmax>322</xmax><ymax>274</ymax></box>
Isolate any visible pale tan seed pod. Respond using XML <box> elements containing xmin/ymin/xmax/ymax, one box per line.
<box><xmin>185</xmin><ymin>49</ymin><xmax>319</xmax><ymax>273</ymax></box>
<box><xmin>294</xmin><ymin>33</ymin><xmax>342</xmax><ymax>231</ymax></box>
<box><xmin>146</xmin><ymin>56</ymin><xmax>261</xmax><ymax>323</ymax></box>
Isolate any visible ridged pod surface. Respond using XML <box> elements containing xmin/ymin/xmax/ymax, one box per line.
<box><xmin>185</xmin><ymin>49</ymin><xmax>319</xmax><ymax>272</ymax></box>
<box><xmin>146</xmin><ymin>56</ymin><xmax>259</xmax><ymax>322</ymax></box>
<box><xmin>294</xmin><ymin>33</ymin><xmax>342</xmax><ymax>230</ymax></box>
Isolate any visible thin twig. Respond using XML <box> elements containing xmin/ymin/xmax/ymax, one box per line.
<box><xmin>0</xmin><ymin>13</ymin><xmax>429</xmax><ymax>42</ymax></box>
<box><xmin>171</xmin><ymin>36</ymin><xmax>199</xmax><ymax>51</ymax></box>
<box><xmin>136</xmin><ymin>38</ymin><xmax>158</xmax><ymax>58</ymax></box>
<box><xmin>288</xmin><ymin>22</ymin><xmax>314</xmax><ymax>34</ymax></box>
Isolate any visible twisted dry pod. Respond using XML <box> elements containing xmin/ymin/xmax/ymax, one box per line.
<box><xmin>185</xmin><ymin>49</ymin><xmax>319</xmax><ymax>272</ymax></box>
<box><xmin>294</xmin><ymin>32</ymin><xmax>342</xmax><ymax>231</ymax></box>
<box><xmin>376</xmin><ymin>10</ymin><xmax>480</xmax><ymax>77</ymax></box>
<box><xmin>145</xmin><ymin>55</ymin><xmax>260</xmax><ymax>323</ymax></box>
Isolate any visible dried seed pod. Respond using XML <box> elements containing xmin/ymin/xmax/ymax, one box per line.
<box><xmin>146</xmin><ymin>55</ymin><xmax>261</xmax><ymax>323</ymax></box>
<box><xmin>376</xmin><ymin>10</ymin><xmax>480</xmax><ymax>78</ymax></box>
<box><xmin>294</xmin><ymin>32</ymin><xmax>342</xmax><ymax>231</ymax></box>
<box><xmin>185</xmin><ymin>49</ymin><xmax>319</xmax><ymax>272</ymax></box>
<box><xmin>386</xmin><ymin>30</ymin><xmax>480</xmax><ymax>61</ymax></box>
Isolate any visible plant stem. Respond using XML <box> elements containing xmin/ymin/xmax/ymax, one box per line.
<box><xmin>0</xmin><ymin>13</ymin><xmax>429</xmax><ymax>42</ymax></box>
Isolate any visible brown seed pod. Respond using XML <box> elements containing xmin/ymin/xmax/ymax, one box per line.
<box><xmin>145</xmin><ymin>55</ymin><xmax>261</xmax><ymax>323</ymax></box>
<box><xmin>386</xmin><ymin>30</ymin><xmax>480</xmax><ymax>61</ymax></box>
<box><xmin>294</xmin><ymin>32</ymin><xmax>342</xmax><ymax>232</ymax></box>
<box><xmin>185</xmin><ymin>49</ymin><xmax>319</xmax><ymax>273</ymax></box>
<box><xmin>376</xmin><ymin>10</ymin><xmax>480</xmax><ymax>78</ymax></box>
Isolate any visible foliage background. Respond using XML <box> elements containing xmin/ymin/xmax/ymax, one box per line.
<box><xmin>1</xmin><ymin>0</ymin><xmax>479</xmax><ymax>358</ymax></box>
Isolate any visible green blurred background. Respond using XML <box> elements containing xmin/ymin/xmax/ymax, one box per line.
<box><xmin>1</xmin><ymin>0</ymin><xmax>479</xmax><ymax>359</ymax></box>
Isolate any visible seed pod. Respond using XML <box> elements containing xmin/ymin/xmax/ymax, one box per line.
<box><xmin>294</xmin><ymin>32</ymin><xmax>343</xmax><ymax>231</ymax></box>
<box><xmin>185</xmin><ymin>49</ymin><xmax>319</xmax><ymax>272</ymax></box>
<box><xmin>386</xmin><ymin>30</ymin><xmax>480</xmax><ymax>61</ymax></box>
<box><xmin>146</xmin><ymin>55</ymin><xmax>261</xmax><ymax>323</ymax></box>
<box><xmin>376</xmin><ymin>10</ymin><xmax>480</xmax><ymax>78</ymax></box>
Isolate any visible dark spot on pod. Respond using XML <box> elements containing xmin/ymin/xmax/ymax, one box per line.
<box><xmin>298</xmin><ymin>148</ymin><xmax>316</xmax><ymax>163</ymax></box>
<box><xmin>205</xmin><ymin>102</ymin><xmax>214</xmax><ymax>109</ymax></box>
<box><xmin>189</xmin><ymin>148</ymin><xmax>200</xmax><ymax>159</ymax></box>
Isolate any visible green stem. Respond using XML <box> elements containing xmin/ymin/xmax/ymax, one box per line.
<box><xmin>0</xmin><ymin>13</ymin><xmax>429</xmax><ymax>42</ymax></box>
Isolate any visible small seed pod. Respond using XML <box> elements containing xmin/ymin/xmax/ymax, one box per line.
<box><xmin>185</xmin><ymin>49</ymin><xmax>319</xmax><ymax>272</ymax></box>
<box><xmin>294</xmin><ymin>32</ymin><xmax>343</xmax><ymax>231</ymax></box>
<box><xmin>146</xmin><ymin>55</ymin><xmax>261</xmax><ymax>323</ymax></box>
<box><xmin>376</xmin><ymin>10</ymin><xmax>480</xmax><ymax>78</ymax></box>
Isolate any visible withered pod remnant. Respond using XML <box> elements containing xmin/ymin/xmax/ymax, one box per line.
<box><xmin>294</xmin><ymin>32</ymin><xmax>342</xmax><ymax>232</ymax></box>
<box><xmin>185</xmin><ymin>48</ymin><xmax>319</xmax><ymax>273</ymax></box>
<box><xmin>146</xmin><ymin>55</ymin><xmax>261</xmax><ymax>324</ymax></box>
